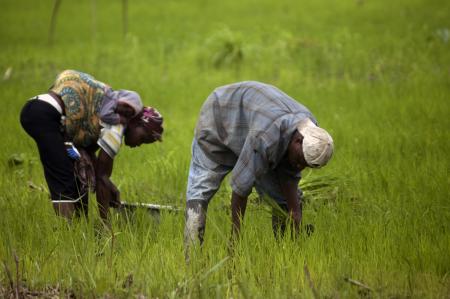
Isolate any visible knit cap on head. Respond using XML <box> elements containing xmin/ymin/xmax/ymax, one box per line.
<box><xmin>116</xmin><ymin>90</ymin><xmax>143</xmax><ymax>117</ymax></box>
<box><xmin>297</xmin><ymin>118</ymin><xmax>334</xmax><ymax>168</ymax></box>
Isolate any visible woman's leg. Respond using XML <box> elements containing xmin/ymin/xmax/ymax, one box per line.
<box><xmin>20</xmin><ymin>100</ymin><xmax>84</xmax><ymax>219</ymax></box>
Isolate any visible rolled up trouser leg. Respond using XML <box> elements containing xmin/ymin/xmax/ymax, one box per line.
<box><xmin>184</xmin><ymin>138</ymin><xmax>231</xmax><ymax>260</ymax></box>
<box><xmin>184</xmin><ymin>200</ymin><xmax>208</xmax><ymax>261</ymax></box>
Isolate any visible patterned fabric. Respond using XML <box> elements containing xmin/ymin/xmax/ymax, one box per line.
<box><xmin>140</xmin><ymin>107</ymin><xmax>164</xmax><ymax>141</ymax></box>
<box><xmin>194</xmin><ymin>81</ymin><xmax>317</xmax><ymax>197</ymax></box>
<box><xmin>50</xmin><ymin>70</ymin><xmax>108</xmax><ymax>147</ymax></box>
<box><xmin>97</xmin><ymin>121</ymin><xmax>125</xmax><ymax>158</ymax></box>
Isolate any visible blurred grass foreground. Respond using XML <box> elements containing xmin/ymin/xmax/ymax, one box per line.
<box><xmin>0</xmin><ymin>0</ymin><xmax>449</xmax><ymax>298</ymax></box>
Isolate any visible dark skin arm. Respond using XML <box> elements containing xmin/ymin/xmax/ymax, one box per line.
<box><xmin>95</xmin><ymin>149</ymin><xmax>120</xmax><ymax>220</ymax></box>
<box><xmin>280</xmin><ymin>179</ymin><xmax>302</xmax><ymax>235</ymax></box>
<box><xmin>230</xmin><ymin>191</ymin><xmax>248</xmax><ymax>240</ymax></box>
<box><xmin>283</xmin><ymin>129</ymin><xmax>308</xmax><ymax>234</ymax></box>
<box><xmin>116</xmin><ymin>102</ymin><xmax>135</xmax><ymax>125</ymax></box>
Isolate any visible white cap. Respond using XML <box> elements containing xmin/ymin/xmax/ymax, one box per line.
<box><xmin>297</xmin><ymin>118</ymin><xmax>334</xmax><ymax>168</ymax></box>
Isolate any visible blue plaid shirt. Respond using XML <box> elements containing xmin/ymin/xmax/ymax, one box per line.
<box><xmin>195</xmin><ymin>81</ymin><xmax>317</xmax><ymax>197</ymax></box>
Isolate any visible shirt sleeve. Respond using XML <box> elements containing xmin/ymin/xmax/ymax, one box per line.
<box><xmin>100</xmin><ymin>112</ymin><xmax>121</xmax><ymax>125</ymax></box>
<box><xmin>230</xmin><ymin>136</ymin><xmax>268</xmax><ymax>197</ymax></box>
<box><xmin>97</xmin><ymin>121</ymin><xmax>125</xmax><ymax>158</ymax></box>
<box><xmin>99</xmin><ymin>95</ymin><xmax>120</xmax><ymax>125</ymax></box>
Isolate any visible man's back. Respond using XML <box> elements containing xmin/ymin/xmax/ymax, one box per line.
<box><xmin>195</xmin><ymin>81</ymin><xmax>316</xmax><ymax>166</ymax></box>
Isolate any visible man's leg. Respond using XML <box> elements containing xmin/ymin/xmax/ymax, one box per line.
<box><xmin>184</xmin><ymin>200</ymin><xmax>208</xmax><ymax>248</ymax></box>
<box><xmin>184</xmin><ymin>139</ymin><xmax>231</xmax><ymax>260</ymax></box>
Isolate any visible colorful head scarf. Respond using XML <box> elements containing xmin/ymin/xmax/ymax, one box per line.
<box><xmin>138</xmin><ymin>107</ymin><xmax>164</xmax><ymax>141</ymax></box>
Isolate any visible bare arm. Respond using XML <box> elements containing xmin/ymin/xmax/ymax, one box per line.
<box><xmin>280</xmin><ymin>179</ymin><xmax>302</xmax><ymax>235</ymax></box>
<box><xmin>230</xmin><ymin>191</ymin><xmax>248</xmax><ymax>240</ymax></box>
<box><xmin>95</xmin><ymin>149</ymin><xmax>120</xmax><ymax>220</ymax></box>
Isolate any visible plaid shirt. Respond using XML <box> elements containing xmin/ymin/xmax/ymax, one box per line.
<box><xmin>195</xmin><ymin>81</ymin><xmax>317</xmax><ymax>197</ymax></box>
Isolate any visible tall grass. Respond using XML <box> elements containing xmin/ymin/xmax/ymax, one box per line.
<box><xmin>0</xmin><ymin>0</ymin><xmax>449</xmax><ymax>297</ymax></box>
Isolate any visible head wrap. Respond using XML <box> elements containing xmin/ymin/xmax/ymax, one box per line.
<box><xmin>138</xmin><ymin>107</ymin><xmax>164</xmax><ymax>141</ymax></box>
<box><xmin>297</xmin><ymin>118</ymin><xmax>334</xmax><ymax>168</ymax></box>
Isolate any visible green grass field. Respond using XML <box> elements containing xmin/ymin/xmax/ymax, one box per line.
<box><xmin>1</xmin><ymin>0</ymin><xmax>449</xmax><ymax>297</ymax></box>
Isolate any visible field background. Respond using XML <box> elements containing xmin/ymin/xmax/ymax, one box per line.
<box><xmin>0</xmin><ymin>0</ymin><xmax>449</xmax><ymax>298</ymax></box>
